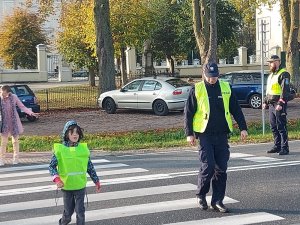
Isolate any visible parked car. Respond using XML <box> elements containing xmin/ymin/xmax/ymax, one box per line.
<box><xmin>98</xmin><ymin>76</ymin><xmax>192</xmax><ymax>116</ymax></box>
<box><xmin>219</xmin><ymin>70</ymin><xmax>296</xmax><ymax>109</ymax></box>
<box><xmin>9</xmin><ymin>84</ymin><xmax>40</xmax><ymax>122</ymax></box>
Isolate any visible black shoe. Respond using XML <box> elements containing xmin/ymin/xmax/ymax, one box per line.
<box><xmin>196</xmin><ymin>196</ymin><xmax>208</xmax><ymax>210</ymax></box>
<box><xmin>267</xmin><ymin>147</ymin><xmax>280</xmax><ymax>153</ymax></box>
<box><xmin>211</xmin><ymin>202</ymin><xmax>229</xmax><ymax>213</ymax></box>
<box><xmin>278</xmin><ymin>149</ymin><xmax>289</xmax><ymax>155</ymax></box>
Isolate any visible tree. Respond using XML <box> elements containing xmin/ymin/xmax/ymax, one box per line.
<box><xmin>192</xmin><ymin>0</ymin><xmax>218</xmax><ymax>64</ymax></box>
<box><xmin>94</xmin><ymin>0</ymin><xmax>116</xmax><ymax>93</ymax></box>
<box><xmin>57</xmin><ymin>1</ymin><xmax>98</xmax><ymax>86</ymax></box>
<box><xmin>280</xmin><ymin>0</ymin><xmax>299</xmax><ymax>89</ymax></box>
<box><xmin>150</xmin><ymin>0</ymin><xmax>182</xmax><ymax>75</ymax></box>
<box><xmin>0</xmin><ymin>8</ymin><xmax>47</xmax><ymax>69</ymax></box>
<box><xmin>26</xmin><ymin>0</ymin><xmax>116</xmax><ymax>93</ymax></box>
<box><xmin>110</xmin><ymin>0</ymin><xmax>155</xmax><ymax>84</ymax></box>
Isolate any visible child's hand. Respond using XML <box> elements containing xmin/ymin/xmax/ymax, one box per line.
<box><xmin>95</xmin><ymin>181</ymin><xmax>101</xmax><ymax>193</ymax></box>
<box><xmin>54</xmin><ymin>177</ymin><xmax>64</xmax><ymax>189</ymax></box>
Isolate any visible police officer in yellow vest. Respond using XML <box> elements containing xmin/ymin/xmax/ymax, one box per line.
<box><xmin>184</xmin><ymin>62</ymin><xmax>248</xmax><ymax>213</ymax></box>
<box><xmin>263</xmin><ymin>55</ymin><xmax>291</xmax><ymax>155</ymax></box>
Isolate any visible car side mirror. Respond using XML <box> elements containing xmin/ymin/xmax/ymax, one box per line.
<box><xmin>120</xmin><ymin>88</ymin><xmax>127</xmax><ymax>92</ymax></box>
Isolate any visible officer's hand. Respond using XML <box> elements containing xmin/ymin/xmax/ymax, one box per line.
<box><xmin>275</xmin><ymin>105</ymin><xmax>282</xmax><ymax>111</ymax></box>
<box><xmin>187</xmin><ymin>136</ymin><xmax>196</xmax><ymax>146</ymax></box>
<box><xmin>240</xmin><ymin>130</ymin><xmax>248</xmax><ymax>141</ymax></box>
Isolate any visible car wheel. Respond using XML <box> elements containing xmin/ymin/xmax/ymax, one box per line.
<box><xmin>103</xmin><ymin>98</ymin><xmax>117</xmax><ymax>114</ymax></box>
<box><xmin>26</xmin><ymin>115</ymin><xmax>37</xmax><ymax>122</ymax></box>
<box><xmin>153</xmin><ymin>100</ymin><xmax>169</xmax><ymax>116</ymax></box>
<box><xmin>249</xmin><ymin>94</ymin><xmax>262</xmax><ymax>109</ymax></box>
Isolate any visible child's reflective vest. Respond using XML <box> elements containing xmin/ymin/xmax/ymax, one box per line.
<box><xmin>54</xmin><ymin>143</ymin><xmax>89</xmax><ymax>190</ymax></box>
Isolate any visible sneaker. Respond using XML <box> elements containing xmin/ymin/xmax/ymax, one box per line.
<box><xmin>0</xmin><ymin>159</ymin><xmax>4</xmax><ymax>166</ymax></box>
<box><xmin>13</xmin><ymin>159</ymin><xmax>19</xmax><ymax>165</ymax></box>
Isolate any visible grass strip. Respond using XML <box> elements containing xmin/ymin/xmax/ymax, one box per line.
<box><xmin>7</xmin><ymin>119</ymin><xmax>300</xmax><ymax>152</ymax></box>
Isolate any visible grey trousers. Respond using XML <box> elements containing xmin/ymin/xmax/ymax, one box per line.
<box><xmin>60</xmin><ymin>188</ymin><xmax>86</xmax><ymax>225</ymax></box>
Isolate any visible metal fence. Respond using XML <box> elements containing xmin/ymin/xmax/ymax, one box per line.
<box><xmin>35</xmin><ymin>86</ymin><xmax>99</xmax><ymax>111</ymax></box>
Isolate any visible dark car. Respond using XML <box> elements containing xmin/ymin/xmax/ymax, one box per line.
<box><xmin>219</xmin><ymin>70</ymin><xmax>296</xmax><ymax>109</ymax></box>
<box><xmin>9</xmin><ymin>84</ymin><xmax>40</xmax><ymax>122</ymax></box>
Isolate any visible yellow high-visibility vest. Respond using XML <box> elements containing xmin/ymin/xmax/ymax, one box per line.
<box><xmin>193</xmin><ymin>81</ymin><xmax>233</xmax><ymax>133</ymax></box>
<box><xmin>266</xmin><ymin>68</ymin><xmax>286</xmax><ymax>95</ymax></box>
<box><xmin>54</xmin><ymin>143</ymin><xmax>89</xmax><ymax>190</ymax></box>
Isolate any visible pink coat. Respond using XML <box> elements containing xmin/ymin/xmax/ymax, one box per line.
<box><xmin>0</xmin><ymin>93</ymin><xmax>33</xmax><ymax>136</ymax></box>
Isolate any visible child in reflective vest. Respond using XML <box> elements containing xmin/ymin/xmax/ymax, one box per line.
<box><xmin>49</xmin><ymin>120</ymin><xmax>101</xmax><ymax>225</ymax></box>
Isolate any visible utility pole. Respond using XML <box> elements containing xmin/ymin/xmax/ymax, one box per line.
<box><xmin>258</xmin><ymin>18</ymin><xmax>270</xmax><ymax>135</ymax></box>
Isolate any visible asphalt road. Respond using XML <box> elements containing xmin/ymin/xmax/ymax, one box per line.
<box><xmin>0</xmin><ymin>141</ymin><xmax>300</xmax><ymax>225</ymax></box>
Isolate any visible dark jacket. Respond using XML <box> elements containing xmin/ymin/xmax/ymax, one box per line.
<box><xmin>184</xmin><ymin>80</ymin><xmax>247</xmax><ymax>137</ymax></box>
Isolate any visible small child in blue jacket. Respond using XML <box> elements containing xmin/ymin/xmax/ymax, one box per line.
<box><xmin>49</xmin><ymin>120</ymin><xmax>100</xmax><ymax>225</ymax></box>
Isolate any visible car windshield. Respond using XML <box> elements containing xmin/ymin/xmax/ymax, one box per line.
<box><xmin>10</xmin><ymin>86</ymin><xmax>32</xmax><ymax>96</ymax></box>
<box><xmin>166</xmin><ymin>79</ymin><xmax>190</xmax><ymax>88</ymax></box>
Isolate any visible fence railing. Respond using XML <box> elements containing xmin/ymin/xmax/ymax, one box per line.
<box><xmin>35</xmin><ymin>86</ymin><xmax>98</xmax><ymax>111</ymax></box>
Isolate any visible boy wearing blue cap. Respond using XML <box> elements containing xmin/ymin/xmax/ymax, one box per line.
<box><xmin>49</xmin><ymin>120</ymin><xmax>100</xmax><ymax>225</ymax></box>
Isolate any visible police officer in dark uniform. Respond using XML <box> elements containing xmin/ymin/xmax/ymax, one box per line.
<box><xmin>184</xmin><ymin>62</ymin><xmax>248</xmax><ymax>213</ymax></box>
<box><xmin>263</xmin><ymin>55</ymin><xmax>291</xmax><ymax>155</ymax></box>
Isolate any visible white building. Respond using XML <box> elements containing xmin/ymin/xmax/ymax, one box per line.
<box><xmin>256</xmin><ymin>2</ymin><xmax>300</xmax><ymax>60</ymax></box>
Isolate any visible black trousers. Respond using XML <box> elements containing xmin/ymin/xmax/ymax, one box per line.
<box><xmin>269</xmin><ymin>104</ymin><xmax>289</xmax><ymax>151</ymax></box>
<box><xmin>197</xmin><ymin>133</ymin><xmax>230</xmax><ymax>204</ymax></box>
<box><xmin>60</xmin><ymin>188</ymin><xmax>86</xmax><ymax>225</ymax></box>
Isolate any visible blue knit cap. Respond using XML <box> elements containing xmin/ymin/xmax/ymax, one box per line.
<box><xmin>62</xmin><ymin>120</ymin><xmax>78</xmax><ymax>145</ymax></box>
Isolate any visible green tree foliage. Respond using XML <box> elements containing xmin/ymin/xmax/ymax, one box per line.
<box><xmin>178</xmin><ymin>0</ymin><xmax>240</xmax><ymax>63</ymax></box>
<box><xmin>0</xmin><ymin>8</ymin><xmax>47</xmax><ymax>69</ymax></box>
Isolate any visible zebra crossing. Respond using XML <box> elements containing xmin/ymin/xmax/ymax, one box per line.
<box><xmin>0</xmin><ymin>155</ymin><xmax>287</xmax><ymax>225</ymax></box>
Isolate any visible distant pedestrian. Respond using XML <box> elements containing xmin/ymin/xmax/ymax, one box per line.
<box><xmin>263</xmin><ymin>55</ymin><xmax>291</xmax><ymax>155</ymax></box>
<box><xmin>49</xmin><ymin>120</ymin><xmax>101</xmax><ymax>225</ymax></box>
<box><xmin>184</xmin><ymin>62</ymin><xmax>248</xmax><ymax>213</ymax></box>
<box><xmin>0</xmin><ymin>85</ymin><xmax>39</xmax><ymax>166</ymax></box>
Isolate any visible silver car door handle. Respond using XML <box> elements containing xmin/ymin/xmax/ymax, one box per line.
<box><xmin>133</xmin><ymin>93</ymin><xmax>137</xmax><ymax>95</ymax></box>
<box><xmin>153</xmin><ymin>93</ymin><xmax>157</xmax><ymax>95</ymax></box>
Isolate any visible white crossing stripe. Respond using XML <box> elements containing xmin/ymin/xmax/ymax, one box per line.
<box><xmin>0</xmin><ymin>197</ymin><xmax>239</xmax><ymax>225</ymax></box>
<box><xmin>230</xmin><ymin>153</ymin><xmax>254</xmax><ymax>158</ymax></box>
<box><xmin>0</xmin><ymin>168</ymin><xmax>148</xmax><ymax>187</ymax></box>
<box><xmin>241</xmin><ymin>156</ymin><xmax>284</xmax><ymax>163</ymax></box>
<box><xmin>0</xmin><ymin>159</ymin><xmax>110</xmax><ymax>173</ymax></box>
<box><xmin>0</xmin><ymin>184</ymin><xmax>196</xmax><ymax>213</ymax></box>
<box><xmin>164</xmin><ymin>212</ymin><xmax>284</xmax><ymax>225</ymax></box>
<box><xmin>2</xmin><ymin>160</ymin><xmax>300</xmax><ymax>197</ymax></box>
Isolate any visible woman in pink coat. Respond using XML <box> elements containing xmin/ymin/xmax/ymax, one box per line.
<box><xmin>0</xmin><ymin>85</ymin><xmax>39</xmax><ymax>166</ymax></box>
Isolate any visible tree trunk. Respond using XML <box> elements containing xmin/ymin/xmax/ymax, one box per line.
<box><xmin>94</xmin><ymin>0</ymin><xmax>115</xmax><ymax>95</ymax></box>
<box><xmin>206</xmin><ymin>0</ymin><xmax>217</xmax><ymax>63</ymax></box>
<box><xmin>120</xmin><ymin>46</ymin><xmax>128</xmax><ymax>85</ymax></box>
<box><xmin>281</xmin><ymin>0</ymin><xmax>300</xmax><ymax>90</ymax></box>
<box><xmin>88</xmin><ymin>67</ymin><xmax>96</xmax><ymax>87</ymax></box>
<box><xmin>280</xmin><ymin>0</ymin><xmax>291</xmax><ymax>51</ymax></box>
<box><xmin>192</xmin><ymin>0</ymin><xmax>210</xmax><ymax>64</ymax></box>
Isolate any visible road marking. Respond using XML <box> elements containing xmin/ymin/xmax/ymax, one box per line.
<box><xmin>0</xmin><ymin>197</ymin><xmax>238</xmax><ymax>225</ymax></box>
<box><xmin>1</xmin><ymin>160</ymin><xmax>300</xmax><ymax>196</ymax></box>
<box><xmin>0</xmin><ymin>183</ymin><xmax>197</xmax><ymax>213</ymax></box>
<box><xmin>0</xmin><ymin>159</ymin><xmax>110</xmax><ymax>173</ymax></box>
<box><xmin>230</xmin><ymin>153</ymin><xmax>254</xmax><ymax>158</ymax></box>
<box><xmin>0</xmin><ymin>168</ymin><xmax>148</xmax><ymax>186</ymax></box>
<box><xmin>164</xmin><ymin>212</ymin><xmax>284</xmax><ymax>225</ymax></box>
<box><xmin>241</xmin><ymin>156</ymin><xmax>284</xmax><ymax>163</ymax></box>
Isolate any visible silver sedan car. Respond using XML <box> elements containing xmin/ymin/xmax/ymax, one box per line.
<box><xmin>98</xmin><ymin>76</ymin><xmax>192</xmax><ymax>116</ymax></box>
